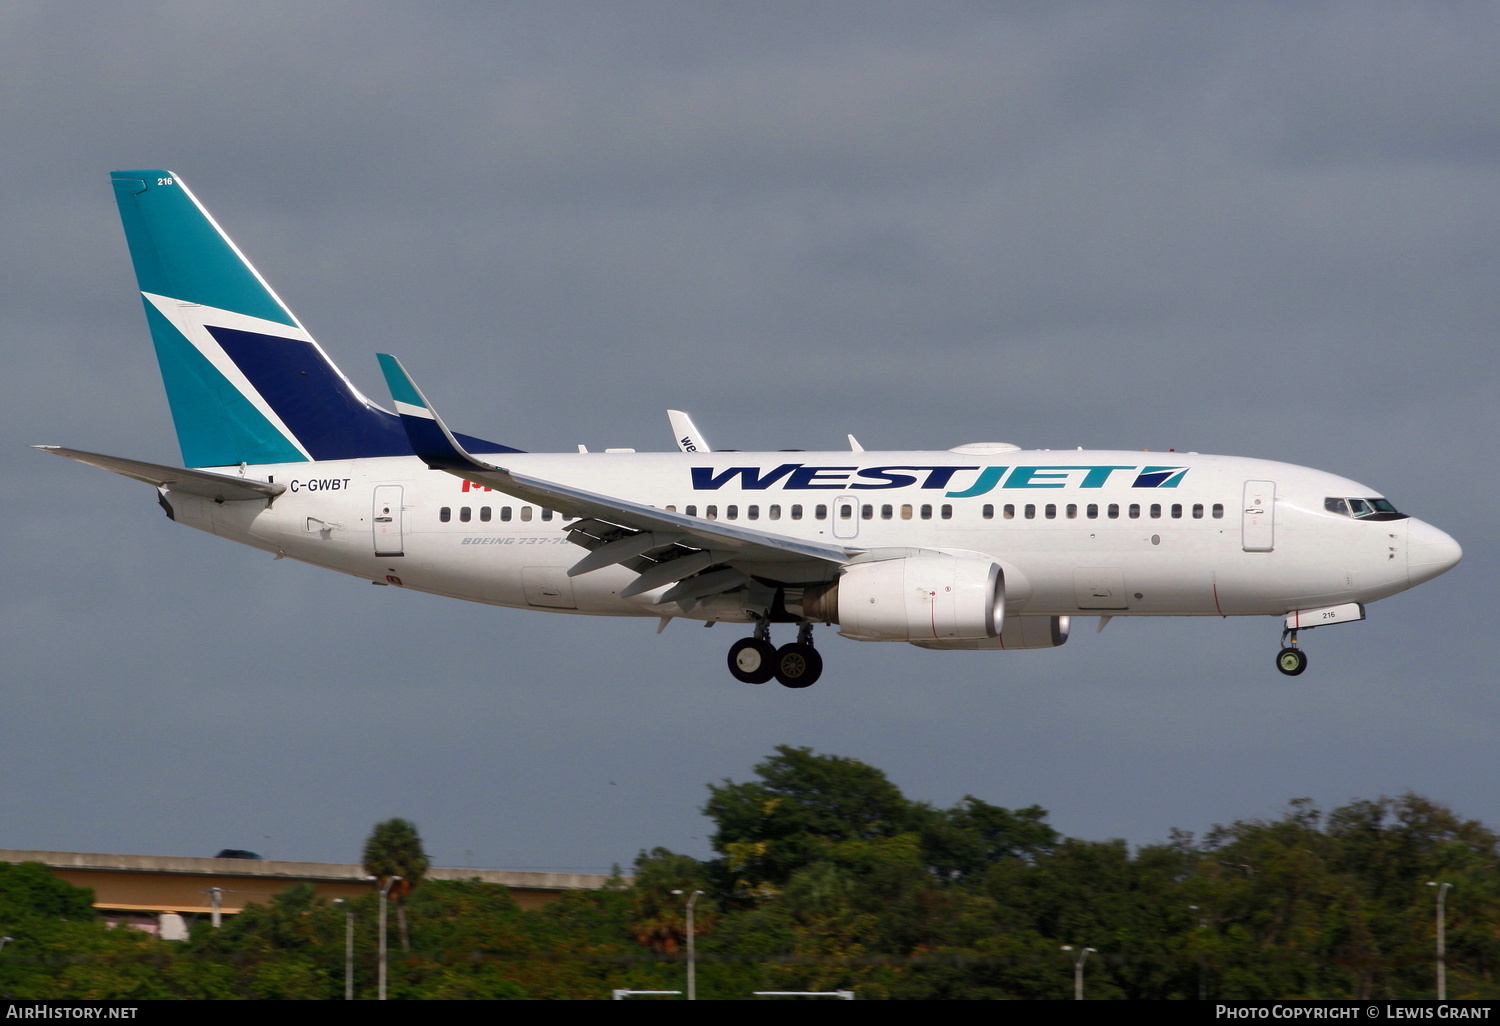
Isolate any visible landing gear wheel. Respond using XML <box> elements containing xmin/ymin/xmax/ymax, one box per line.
<box><xmin>728</xmin><ymin>638</ymin><xmax>777</xmax><ymax>684</ymax></box>
<box><xmin>774</xmin><ymin>643</ymin><xmax>823</xmax><ymax>688</ymax></box>
<box><xmin>1276</xmin><ymin>647</ymin><xmax>1307</xmax><ymax>676</ymax></box>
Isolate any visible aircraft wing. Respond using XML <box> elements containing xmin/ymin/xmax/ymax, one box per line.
<box><xmin>34</xmin><ymin>445</ymin><xmax>285</xmax><ymax>501</ymax></box>
<box><xmin>377</xmin><ymin>355</ymin><xmax>862</xmax><ymax>602</ymax></box>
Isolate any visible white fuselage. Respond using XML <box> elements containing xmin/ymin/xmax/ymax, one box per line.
<box><xmin>162</xmin><ymin>448</ymin><xmax>1453</xmax><ymax>629</ymax></box>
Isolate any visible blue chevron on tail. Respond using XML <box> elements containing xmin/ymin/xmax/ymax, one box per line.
<box><xmin>111</xmin><ymin>171</ymin><xmax>517</xmax><ymax>467</ymax></box>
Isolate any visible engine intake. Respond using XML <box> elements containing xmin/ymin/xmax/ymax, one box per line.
<box><xmin>789</xmin><ymin>555</ymin><xmax>1003</xmax><ymax>642</ymax></box>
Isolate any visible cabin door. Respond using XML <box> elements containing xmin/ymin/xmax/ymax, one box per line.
<box><xmin>373</xmin><ymin>485</ymin><xmax>405</xmax><ymax>557</ymax></box>
<box><xmin>1242</xmin><ymin>480</ymin><xmax>1275</xmax><ymax>552</ymax></box>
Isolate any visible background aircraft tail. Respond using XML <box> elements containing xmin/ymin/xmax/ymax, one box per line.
<box><xmin>111</xmin><ymin>171</ymin><xmax>514</xmax><ymax>467</ymax></box>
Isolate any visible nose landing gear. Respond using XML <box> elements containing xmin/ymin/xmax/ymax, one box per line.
<box><xmin>727</xmin><ymin>621</ymin><xmax>824</xmax><ymax>687</ymax></box>
<box><xmin>1276</xmin><ymin>629</ymin><xmax>1307</xmax><ymax>676</ymax></box>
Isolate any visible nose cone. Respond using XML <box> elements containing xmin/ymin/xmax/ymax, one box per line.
<box><xmin>1408</xmin><ymin>519</ymin><xmax>1462</xmax><ymax>587</ymax></box>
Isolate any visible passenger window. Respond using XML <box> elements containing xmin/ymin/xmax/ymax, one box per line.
<box><xmin>982</xmin><ymin>504</ymin><xmax>994</xmax><ymax>520</ymax></box>
<box><xmin>1024</xmin><ymin>504</ymin><xmax>1036</xmax><ymax>520</ymax></box>
<box><xmin>439</xmin><ymin>507</ymin><xmax>451</xmax><ymax>523</ymax></box>
<box><xmin>480</xmin><ymin>507</ymin><xmax>491</xmax><ymax>522</ymax></box>
<box><xmin>1193</xmin><ymin>504</ymin><xmax>1204</xmax><ymax>519</ymax></box>
<box><xmin>460</xmin><ymin>506</ymin><xmax>472</xmax><ymax>523</ymax></box>
<box><xmin>1003</xmin><ymin>504</ymin><xmax>1016</xmax><ymax>520</ymax></box>
<box><xmin>685</xmin><ymin>505</ymin><xmax>697</xmax><ymax>517</ymax></box>
<box><xmin>1128</xmin><ymin>504</ymin><xmax>1140</xmax><ymax>519</ymax></box>
<box><xmin>520</xmin><ymin>507</ymin><xmax>533</xmax><ymax>522</ymax></box>
<box><xmin>501</xmin><ymin>507</ymin><xmax>512</xmax><ymax>522</ymax></box>
<box><xmin>920</xmin><ymin>504</ymin><xmax>933</xmax><ymax>520</ymax></box>
<box><xmin>541</xmin><ymin>508</ymin><xmax>553</xmax><ymax>521</ymax></box>
<box><xmin>1086</xmin><ymin>504</ymin><xmax>1099</xmax><ymax>519</ymax></box>
<box><xmin>726</xmin><ymin>505</ymin><xmax>739</xmax><ymax>520</ymax></box>
<box><xmin>861</xmin><ymin>504</ymin><xmax>873</xmax><ymax>520</ymax></box>
<box><xmin>901</xmin><ymin>504</ymin><xmax>913</xmax><ymax>520</ymax></box>
<box><xmin>1171</xmin><ymin>504</ymin><xmax>1183</xmax><ymax>519</ymax></box>
<box><xmin>1150</xmin><ymin>504</ymin><xmax>1161</xmax><ymax>519</ymax></box>
<box><xmin>1044</xmin><ymin>504</ymin><xmax>1056</xmax><ymax>519</ymax></box>
<box><xmin>1107</xmin><ymin>504</ymin><xmax>1120</xmax><ymax>519</ymax></box>
<box><xmin>1212</xmin><ymin>503</ymin><xmax>1224</xmax><ymax>519</ymax></box>
<box><xmin>706</xmin><ymin>505</ymin><xmax>718</xmax><ymax>520</ymax></box>
<box><xmin>1066</xmin><ymin>504</ymin><xmax>1078</xmax><ymax>519</ymax></box>
<box><xmin>793</xmin><ymin>504</ymin><xmax>806</xmax><ymax>520</ymax></box>
<box><xmin>814</xmin><ymin>504</ymin><xmax>827</xmax><ymax>520</ymax></box>
<box><xmin>941</xmin><ymin>504</ymin><xmax>953</xmax><ymax>520</ymax></box>
<box><xmin>881</xmin><ymin>504</ymin><xmax>893</xmax><ymax>520</ymax></box>
<box><xmin>747</xmin><ymin>505</ymin><xmax>759</xmax><ymax>520</ymax></box>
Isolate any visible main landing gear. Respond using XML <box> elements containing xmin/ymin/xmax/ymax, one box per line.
<box><xmin>1276</xmin><ymin>628</ymin><xmax>1307</xmax><ymax>677</ymax></box>
<box><xmin>727</xmin><ymin>621</ymin><xmax>823</xmax><ymax>688</ymax></box>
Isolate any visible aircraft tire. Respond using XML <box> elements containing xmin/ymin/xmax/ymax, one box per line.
<box><xmin>1276</xmin><ymin>647</ymin><xmax>1307</xmax><ymax>676</ymax></box>
<box><xmin>774</xmin><ymin>643</ymin><xmax>822</xmax><ymax>688</ymax></box>
<box><xmin>728</xmin><ymin>638</ymin><xmax>777</xmax><ymax>684</ymax></box>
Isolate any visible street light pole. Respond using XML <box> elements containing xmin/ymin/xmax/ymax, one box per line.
<box><xmin>334</xmin><ymin>899</ymin><xmax>354</xmax><ymax>1000</ymax></box>
<box><xmin>379</xmin><ymin>875</ymin><xmax>402</xmax><ymax>1001</ymax></box>
<box><xmin>672</xmin><ymin>888</ymin><xmax>705</xmax><ymax>1001</ymax></box>
<box><xmin>1061</xmin><ymin>945</ymin><xmax>1096</xmax><ymax>1000</ymax></box>
<box><xmin>1189</xmin><ymin>904</ymin><xmax>1208</xmax><ymax>1000</ymax></box>
<box><xmin>1427</xmin><ymin>881</ymin><xmax>1452</xmax><ymax>1000</ymax></box>
<box><xmin>206</xmin><ymin>887</ymin><xmax>223</xmax><ymax>928</ymax></box>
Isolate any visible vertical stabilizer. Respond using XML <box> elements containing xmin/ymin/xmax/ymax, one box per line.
<box><xmin>111</xmin><ymin>171</ymin><xmax>420</xmax><ymax>467</ymax></box>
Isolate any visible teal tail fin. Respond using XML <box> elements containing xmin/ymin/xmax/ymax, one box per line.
<box><xmin>111</xmin><ymin>171</ymin><xmax>520</xmax><ymax>467</ymax></box>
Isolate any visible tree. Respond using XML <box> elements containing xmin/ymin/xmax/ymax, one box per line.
<box><xmin>627</xmin><ymin>848</ymin><xmax>713</xmax><ymax>955</ymax></box>
<box><xmin>704</xmin><ymin>745</ymin><xmax>916</xmax><ymax>893</ymax></box>
<box><xmin>362</xmin><ymin>818</ymin><xmax>430</xmax><ymax>952</ymax></box>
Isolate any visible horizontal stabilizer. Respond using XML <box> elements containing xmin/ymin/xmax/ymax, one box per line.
<box><xmin>35</xmin><ymin>446</ymin><xmax>284</xmax><ymax>501</ymax></box>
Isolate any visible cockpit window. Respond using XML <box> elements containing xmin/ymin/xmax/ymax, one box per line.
<box><xmin>1325</xmin><ymin>496</ymin><xmax>1406</xmax><ymax>521</ymax></box>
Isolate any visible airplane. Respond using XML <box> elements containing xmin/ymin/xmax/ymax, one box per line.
<box><xmin>37</xmin><ymin>171</ymin><xmax>1462</xmax><ymax>689</ymax></box>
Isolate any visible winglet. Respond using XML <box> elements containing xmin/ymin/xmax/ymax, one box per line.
<box><xmin>668</xmin><ymin>410</ymin><xmax>712</xmax><ymax>453</ymax></box>
<box><xmin>377</xmin><ymin>354</ymin><xmax>494</xmax><ymax>473</ymax></box>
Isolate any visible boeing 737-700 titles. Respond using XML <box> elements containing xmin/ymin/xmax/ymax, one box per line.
<box><xmin>37</xmin><ymin>171</ymin><xmax>1463</xmax><ymax>688</ymax></box>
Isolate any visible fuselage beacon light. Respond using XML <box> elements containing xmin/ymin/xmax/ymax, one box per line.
<box><xmin>38</xmin><ymin>171</ymin><xmax>1463</xmax><ymax>687</ymax></box>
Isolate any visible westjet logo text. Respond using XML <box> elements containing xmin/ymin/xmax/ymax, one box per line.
<box><xmin>689</xmin><ymin>464</ymin><xmax>1188</xmax><ymax>497</ymax></box>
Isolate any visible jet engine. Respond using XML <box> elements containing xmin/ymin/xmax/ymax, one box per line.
<box><xmin>788</xmin><ymin>555</ymin><xmax>1003</xmax><ymax>642</ymax></box>
<box><xmin>910</xmin><ymin>615</ymin><xmax>1070</xmax><ymax>650</ymax></box>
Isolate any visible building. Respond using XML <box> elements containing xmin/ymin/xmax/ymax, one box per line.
<box><xmin>0</xmin><ymin>849</ymin><xmax>617</xmax><ymax>939</ymax></box>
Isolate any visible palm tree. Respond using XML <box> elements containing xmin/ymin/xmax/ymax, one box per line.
<box><xmin>362</xmin><ymin>818</ymin><xmax>430</xmax><ymax>952</ymax></box>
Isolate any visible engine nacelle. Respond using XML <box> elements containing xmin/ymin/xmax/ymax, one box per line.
<box><xmin>910</xmin><ymin>615</ymin><xmax>1070</xmax><ymax>650</ymax></box>
<box><xmin>790</xmin><ymin>555</ymin><xmax>1003</xmax><ymax>642</ymax></box>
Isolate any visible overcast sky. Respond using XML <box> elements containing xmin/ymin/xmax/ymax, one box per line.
<box><xmin>3</xmin><ymin>2</ymin><xmax>1495</xmax><ymax>874</ymax></box>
